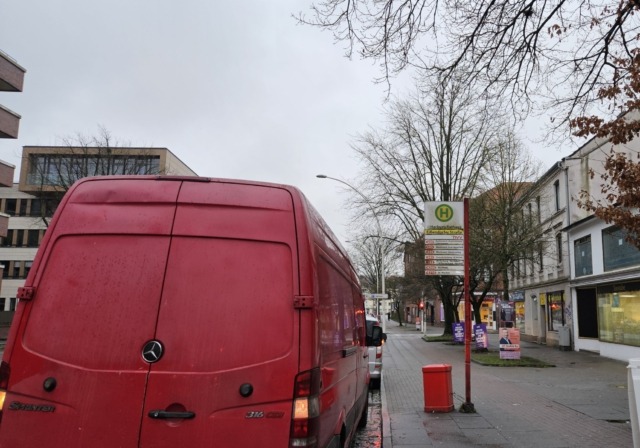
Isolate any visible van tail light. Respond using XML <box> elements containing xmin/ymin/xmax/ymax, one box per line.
<box><xmin>0</xmin><ymin>361</ymin><xmax>10</xmax><ymax>424</ymax></box>
<box><xmin>289</xmin><ymin>368</ymin><xmax>320</xmax><ymax>448</ymax></box>
<box><xmin>376</xmin><ymin>347</ymin><xmax>382</xmax><ymax>359</ymax></box>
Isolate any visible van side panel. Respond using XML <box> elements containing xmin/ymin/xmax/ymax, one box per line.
<box><xmin>296</xmin><ymin>196</ymin><xmax>367</xmax><ymax>446</ymax></box>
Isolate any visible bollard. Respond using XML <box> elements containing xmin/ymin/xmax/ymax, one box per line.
<box><xmin>628</xmin><ymin>359</ymin><xmax>640</xmax><ymax>448</ymax></box>
<box><xmin>422</xmin><ymin>364</ymin><xmax>454</xmax><ymax>412</ymax></box>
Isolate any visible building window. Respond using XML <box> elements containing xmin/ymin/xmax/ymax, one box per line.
<box><xmin>603</xmin><ymin>226</ymin><xmax>640</xmax><ymax>271</ymax></box>
<box><xmin>1</xmin><ymin>229</ymin><xmax>13</xmax><ymax>247</ymax></box>
<box><xmin>9</xmin><ymin>298</ymin><xmax>16</xmax><ymax>312</ymax></box>
<box><xmin>574</xmin><ymin>236</ymin><xmax>593</xmax><ymax>277</ymax></box>
<box><xmin>536</xmin><ymin>196</ymin><xmax>541</xmax><ymax>223</ymax></box>
<box><xmin>24</xmin><ymin>261</ymin><xmax>32</xmax><ymax>279</ymax></box>
<box><xmin>0</xmin><ymin>261</ymin><xmax>7</xmax><ymax>279</ymax></box>
<box><xmin>3</xmin><ymin>199</ymin><xmax>16</xmax><ymax>216</ymax></box>
<box><xmin>556</xmin><ymin>233</ymin><xmax>563</xmax><ymax>265</ymax></box>
<box><xmin>16</xmin><ymin>230</ymin><xmax>24</xmax><ymax>247</ymax></box>
<box><xmin>554</xmin><ymin>180</ymin><xmax>560</xmax><ymax>212</ymax></box>
<box><xmin>19</xmin><ymin>199</ymin><xmax>27</xmax><ymax>216</ymax></box>
<box><xmin>538</xmin><ymin>243</ymin><xmax>544</xmax><ymax>272</ymax></box>
<box><xmin>27</xmin><ymin>230</ymin><xmax>40</xmax><ymax>247</ymax></box>
<box><xmin>547</xmin><ymin>291</ymin><xmax>565</xmax><ymax>331</ymax></box>
<box><xmin>0</xmin><ymin>298</ymin><xmax>5</xmax><ymax>311</ymax></box>
<box><xmin>30</xmin><ymin>199</ymin><xmax>42</xmax><ymax>217</ymax></box>
<box><xmin>12</xmin><ymin>262</ymin><xmax>20</xmax><ymax>279</ymax></box>
<box><xmin>598</xmin><ymin>282</ymin><xmax>640</xmax><ymax>346</ymax></box>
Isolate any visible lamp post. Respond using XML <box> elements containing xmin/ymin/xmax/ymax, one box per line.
<box><xmin>316</xmin><ymin>174</ymin><xmax>386</xmax><ymax>327</ymax></box>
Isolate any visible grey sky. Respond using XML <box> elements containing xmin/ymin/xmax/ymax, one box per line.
<box><xmin>0</xmin><ymin>0</ymin><xmax>565</xmax><ymax>245</ymax></box>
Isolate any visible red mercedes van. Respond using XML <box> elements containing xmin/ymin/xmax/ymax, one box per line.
<box><xmin>0</xmin><ymin>176</ymin><xmax>381</xmax><ymax>448</ymax></box>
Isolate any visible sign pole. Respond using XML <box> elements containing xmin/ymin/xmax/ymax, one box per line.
<box><xmin>461</xmin><ymin>198</ymin><xmax>475</xmax><ymax>412</ymax></box>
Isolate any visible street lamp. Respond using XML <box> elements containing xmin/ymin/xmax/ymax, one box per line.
<box><xmin>316</xmin><ymin>174</ymin><xmax>386</xmax><ymax>325</ymax></box>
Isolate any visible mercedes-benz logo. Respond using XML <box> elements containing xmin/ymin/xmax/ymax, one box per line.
<box><xmin>141</xmin><ymin>340</ymin><xmax>164</xmax><ymax>363</ymax></box>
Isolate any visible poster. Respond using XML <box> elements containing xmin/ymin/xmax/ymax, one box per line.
<box><xmin>474</xmin><ymin>324</ymin><xmax>488</xmax><ymax>349</ymax></box>
<box><xmin>499</xmin><ymin>328</ymin><xmax>521</xmax><ymax>360</ymax></box>
<box><xmin>452</xmin><ymin>322</ymin><xmax>464</xmax><ymax>343</ymax></box>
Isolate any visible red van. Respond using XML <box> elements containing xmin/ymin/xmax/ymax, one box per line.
<box><xmin>0</xmin><ymin>176</ymin><xmax>382</xmax><ymax>448</ymax></box>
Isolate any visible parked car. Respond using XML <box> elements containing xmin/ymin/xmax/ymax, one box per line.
<box><xmin>366</xmin><ymin>315</ymin><xmax>384</xmax><ymax>389</ymax></box>
<box><xmin>0</xmin><ymin>176</ymin><xmax>384</xmax><ymax>448</ymax></box>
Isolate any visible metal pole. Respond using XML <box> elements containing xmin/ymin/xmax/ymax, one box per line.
<box><xmin>316</xmin><ymin>174</ymin><xmax>386</xmax><ymax>330</ymax></box>
<box><xmin>461</xmin><ymin>198</ymin><xmax>475</xmax><ymax>412</ymax></box>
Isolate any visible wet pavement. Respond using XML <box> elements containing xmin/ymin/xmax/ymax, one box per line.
<box><xmin>381</xmin><ymin>320</ymin><xmax>632</xmax><ymax>447</ymax></box>
<box><xmin>353</xmin><ymin>389</ymin><xmax>383</xmax><ymax>447</ymax></box>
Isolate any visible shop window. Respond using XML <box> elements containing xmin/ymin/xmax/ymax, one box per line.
<box><xmin>598</xmin><ymin>283</ymin><xmax>640</xmax><ymax>346</ymax></box>
<box><xmin>547</xmin><ymin>292</ymin><xmax>565</xmax><ymax>331</ymax></box>
<box><xmin>574</xmin><ymin>236</ymin><xmax>592</xmax><ymax>277</ymax></box>
<box><xmin>603</xmin><ymin>226</ymin><xmax>640</xmax><ymax>271</ymax></box>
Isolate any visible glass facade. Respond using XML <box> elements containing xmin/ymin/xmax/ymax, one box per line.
<box><xmin>598</xmin><ymin>282</ymin><xmax>640</xmax><ymax>346</ymax></box>
<box><xmin>27</xmin><ymin>154</ymin><xmax>161</xmax><ymax>186</ymax></box>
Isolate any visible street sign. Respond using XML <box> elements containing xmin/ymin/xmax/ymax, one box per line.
<box><xmin>424</xmin><ymin>202</ymin><xmax>464</xmax><ymax>276</ymax></box>
<box><xmin>365</xmin><ymin>293</ymin><xmax>389</xmax><ymax>299</ymax></box>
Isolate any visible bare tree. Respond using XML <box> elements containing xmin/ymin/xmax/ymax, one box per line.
<box><xmin>299</xmin><ymin>0</ymin><xmax>640</xmax><ymax>128</ymax></box>
<box><xmin>348</xmin><ymin>226</ymin><xmax>404</xmax><ymax>316</ymax></box>
<box><xmin>468</xmin><ymin>134</ymin><xmax>545</xmax><ymax>323</ymax></box>
<box><xmin>350</xmin><ymin>76</ymin><xmax>507</xmax><ymax>333</ymax></box>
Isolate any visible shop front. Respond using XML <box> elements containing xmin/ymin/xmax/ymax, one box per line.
<box><xmin>574</xmin><ymin>280</ymin><xmax>640</xmax><ymax>361</ymax></box>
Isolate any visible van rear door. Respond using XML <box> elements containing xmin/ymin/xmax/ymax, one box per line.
<box><xmin>0</xmin><ymin>179</ymin><xmax>181</xmax><ymax>447</ymax></box>
<box><xmin>138</xmin><ymin>181</ymin><xmax>300</xmax><ymax>447</ymax></box>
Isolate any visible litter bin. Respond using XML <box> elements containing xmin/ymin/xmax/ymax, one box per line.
<box><xmin>558</xmin><ymin>326</ymin><xmax>571</xmax><ymax>351</ymax></box>
<box><xmin>422</xmin><ymin>364</ymin><xmax>454</xmax><ymax>412</ymax></box>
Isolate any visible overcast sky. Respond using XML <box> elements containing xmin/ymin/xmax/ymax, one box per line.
<box><xmin>0</xmin><ymin>0</ymin><xmax>568</xmax><ymax>245</ymax></box>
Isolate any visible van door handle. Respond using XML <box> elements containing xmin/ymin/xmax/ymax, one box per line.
<box><xmin>148</xmin><ymin>410</ymin><xmax>196</xmax><ymax>419</ymax></box>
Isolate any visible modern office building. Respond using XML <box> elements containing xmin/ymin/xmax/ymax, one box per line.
<box><xmin>0</xmin><ymin>146</ymin><xmax>196</xmax><ymax>328</ymax></box>
<box><xmin>0</xmin><ymin>48</ymin><xmax>25</xmax><ymax>331</ymax></box>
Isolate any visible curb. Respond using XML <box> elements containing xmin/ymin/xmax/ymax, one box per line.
<box><xmin>380</xmin><ymin>372</ymin><xmax>392</xmax><ymax>448</ymax></box>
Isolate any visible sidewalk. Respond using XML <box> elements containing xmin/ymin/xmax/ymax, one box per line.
<box><xmin>380</xmin><ymin>319</ymin><xmax>633</xmax><ymax>447</ymax></box>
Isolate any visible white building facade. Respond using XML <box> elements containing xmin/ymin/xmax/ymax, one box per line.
<box><xmin>511</xmin><ymin>164</ymin><xmax>572</xmax><ymax>348</ymax></box>
<box><xmin>562</xmin><ymin>128</ymin><xmax>640</xmax><ymax>362</ymax></box>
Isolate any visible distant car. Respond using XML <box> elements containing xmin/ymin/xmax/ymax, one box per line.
<box><xmin>366</xmin><ymin>315</ymin><xmax>383</xmax><ymax>389</ymax></box>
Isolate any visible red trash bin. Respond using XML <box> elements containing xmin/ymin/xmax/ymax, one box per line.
<box><xmin>422</xmin><ymin>364</ymin><xmax>454</xmax><ymax>412</ymax></box>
